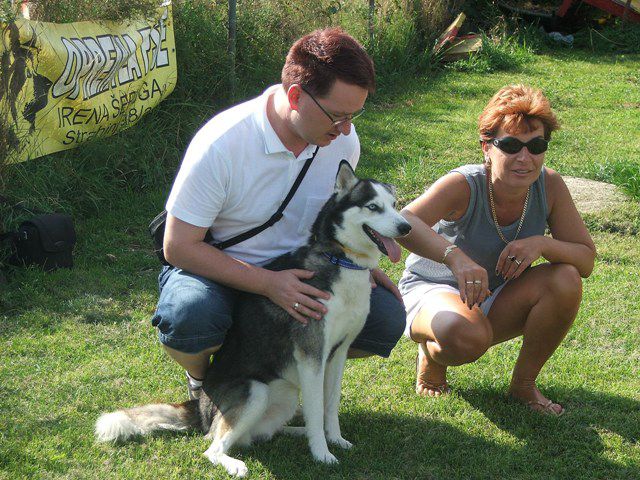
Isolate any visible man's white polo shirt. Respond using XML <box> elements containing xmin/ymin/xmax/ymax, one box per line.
<box><xmin>166</xmin><ymin>85</ymin><xmax>360</xmax><ymax>266</ymax></box>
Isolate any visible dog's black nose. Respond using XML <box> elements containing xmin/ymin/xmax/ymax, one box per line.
<box><xmin>397</xmin><ymin>222</ymin><xmax>412</xmax><ymax>236</ymax></box>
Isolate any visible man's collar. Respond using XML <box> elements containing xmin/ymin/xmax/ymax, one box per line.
<box><xmin>255</xmin><ymin>85</ymin><xmax>317</xmax><ymax>157</ymax></box>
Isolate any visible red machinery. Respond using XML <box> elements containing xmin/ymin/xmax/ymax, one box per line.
<box><xmin>500</xmin><ymin>0</ymin><xmax>640</xmax><ymax>24</ymax></box>
<box><xmin>557</xmin><ymin>0</ymin><xmax>639</xmax><ymax>23</ymax></box>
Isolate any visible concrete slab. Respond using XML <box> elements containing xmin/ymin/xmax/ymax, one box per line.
<box><xmin>563</xmin><ymin>176</ymin><xmax>629</xmax><ymax>214</ymax></box>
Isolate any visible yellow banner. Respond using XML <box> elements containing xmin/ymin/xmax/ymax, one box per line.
<box><xmin>1</xmin><ymin>4</ymin><xmax>177</xmax><ymax>163</ymax></box>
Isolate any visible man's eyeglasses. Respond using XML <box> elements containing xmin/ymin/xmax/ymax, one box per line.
<box><xmin>490</xmin><ymin>136</ymin><xmax>549</xmax><ymax>155</ymax></box>
<box><xmin>300</xmin><ymin>85</ymin><xmax>365</xmax><ymax>127</ymax></box>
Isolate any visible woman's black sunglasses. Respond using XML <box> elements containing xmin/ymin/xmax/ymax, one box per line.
<box><xmin>490</xmin><ymin>136</ymin><xmax>549</xmax><ymax>155</ymax></box>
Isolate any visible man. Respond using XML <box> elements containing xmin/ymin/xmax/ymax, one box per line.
<box><xmin>152</xmin><ymin>27</ymin><xmax>405</xmax><ymax>399</ymax></box>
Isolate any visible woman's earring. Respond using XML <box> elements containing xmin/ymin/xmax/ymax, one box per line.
<box><xmin>485</xmin><ymin>156</ymin><xmax>491</xmax><ymax>167</ymax></box>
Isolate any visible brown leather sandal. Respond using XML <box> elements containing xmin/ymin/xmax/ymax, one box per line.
<box><xmin>524</xmin><ymin>399</ymin><xmax>565</xmax><ymax>416</ymax></box>
<box><xmin>509</xmin><ymin>392</ymin><xmax>565</xmax><ymax>416</ymax></box>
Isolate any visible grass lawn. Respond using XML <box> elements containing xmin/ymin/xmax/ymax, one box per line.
<box><xmin>1</xmin><ymin>47</ymin><xmax>639</xmax><ymax>479</ymax></box>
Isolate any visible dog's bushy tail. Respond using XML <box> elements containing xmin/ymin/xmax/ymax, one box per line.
<box><xmin>95</xmin><ymin>400</ymin><xmax>201</xmax><ymax>442</ymax></box>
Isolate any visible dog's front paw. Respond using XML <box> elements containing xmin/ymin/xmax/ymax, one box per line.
<box><xmin>313</xmin><ymin>449</ymin><xmax>338</xmax><ymax>465</ymax></box>
<box><xmin>221</xmin><ymin>457</ymin><xmax>248</xmax><ymax>477</ymax></box>
<box><xmin>328</xmin><ymin>436</ymin><xmax>353</xmax><ymax>449</ymax></box>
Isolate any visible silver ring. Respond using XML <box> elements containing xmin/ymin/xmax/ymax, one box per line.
<box><xmin>293</xmin><ymin>302</ymin><xmax>300</xmax><ymax>311</ymax></box>
<box><xmin>465</xmin><ymin>281</ymin><xmax>474</xmax><ymax>284</ymax></box>
<box><xmin>508</xmin><ymin>255</ymin><xmax>516</xmax><ymax>262</ymax></box>
<box><xmin>474</xmin><ymin>280</ymin><xmax>482</xmax><ymax>284</ymax></box>
<box><xmin>515</xmin><ymin>259</ymin><xmax>523</xmax><ymax>266</ymax></box>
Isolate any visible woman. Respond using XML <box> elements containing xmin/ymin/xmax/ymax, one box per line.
<box><xmin>398</xmin><ymin>85</ymin><xmax>596</xmax><ymax>415</ymax></box>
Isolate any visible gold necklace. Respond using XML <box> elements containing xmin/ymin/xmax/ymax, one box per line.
<box><xmin>487</xmin><ymin>171</ymin><xmax>530</xmax><ymax>245</ymax></box>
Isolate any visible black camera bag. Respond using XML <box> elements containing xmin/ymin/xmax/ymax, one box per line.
<box><xmin>12</xmin><ymin>214</ymin><xmax>77</xmax><ymax>271</ymax></box>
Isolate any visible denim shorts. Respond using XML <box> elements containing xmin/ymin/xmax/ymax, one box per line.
<box><xmin>151</xmin><ymin>265</ymin><xmax>406</xmax><ymax>357</ymax></box>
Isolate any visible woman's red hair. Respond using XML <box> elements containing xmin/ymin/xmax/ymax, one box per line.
<box><xmin>478</xmin><ymin>84</ymin><xmax>560</xmax><ymax>140</ymax></box>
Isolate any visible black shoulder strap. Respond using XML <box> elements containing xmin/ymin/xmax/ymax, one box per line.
<box><xmin>213</xmin><ymin>145</ymin><xmax>320</xmax><ymax>250</ymax></box>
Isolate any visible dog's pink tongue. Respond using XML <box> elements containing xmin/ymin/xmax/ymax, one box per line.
<box><xmin>381</xmin><ymin>236</ymin><xmax>402</xmax><ymax>263</ymax></box>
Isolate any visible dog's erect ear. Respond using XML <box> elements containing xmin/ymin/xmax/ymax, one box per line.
<box><xmin>381</xmin><ymin>182</ymin><xmax>397</xmax><ymax>198</ymax></box>
<box><xmin>334</xmin><ymin>160</ymin><xmax>358</xmax><ymax>196</ymax></box>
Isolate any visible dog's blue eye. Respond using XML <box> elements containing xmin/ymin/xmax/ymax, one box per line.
<box><xmin>366</xmin><ymin>204</ymin><xmax>380</xmax><ymax>211</ymax></box>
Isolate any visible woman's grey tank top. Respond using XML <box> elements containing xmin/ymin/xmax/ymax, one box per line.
<box><xmin>402</xmin><ymin>164</ymin><xmax>548</xmax><ymax>292</ymax></box>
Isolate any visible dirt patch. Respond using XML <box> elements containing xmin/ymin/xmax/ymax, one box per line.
<box><xmin>564</xmin><ymin>176</ymin><xmax>627</xmax><ymax>214</ymax></box>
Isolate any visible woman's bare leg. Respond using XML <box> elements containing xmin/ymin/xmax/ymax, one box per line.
<box><xmin>410</xmin><ymin>293</ymin><xmax>493</xmax><ymax>396</ymax></box>
<box><xmin>409</xmin><ymin>263</ymin><xmax>581</xmax><ymax>408</ymax></box>
<box><xmin>487</xmin><ymin>263</ymin><xmax>582</xmax><ymax>413</ymax></box>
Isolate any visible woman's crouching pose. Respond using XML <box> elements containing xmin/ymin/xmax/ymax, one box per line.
<box><xmin>398</xmin><ymin>85</ymin><xmax>596</xmax><ymax>415</ymax></box>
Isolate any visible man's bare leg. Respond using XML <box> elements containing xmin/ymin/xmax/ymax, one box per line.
<box><xmin>162</xmin><ymin>344</ymin><xmax>221</xmax><ymax>380</ymax></box>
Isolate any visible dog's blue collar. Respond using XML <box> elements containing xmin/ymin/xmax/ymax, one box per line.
<box><xmin>322</xmin><ymin>252</ymin><xmax>368</xmax><ymax>270</ymax></box>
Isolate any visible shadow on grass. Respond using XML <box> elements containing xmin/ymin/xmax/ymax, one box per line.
<box><xmin>229</xmin><ymin>403</ymin><xmax>636</xmax><ymax>480</ymax></box>
<box><xmin>2</xmin><ymin>383</ymin><xmax>638</xmax><ymax>479</ymax></box>
<box><xmin>0</xmin><ymin>265</ymin><xmax>158</xmax><ymax>336</ymax></box>
<box><xmin>458</xmin><ymin>386</ymin><xmax>640</xmax><ymax>479</ymax></box>
<box><xmin>238</xmin><ymin>411</ymin><xmax>508</xmax><ymax>479</ymax></box>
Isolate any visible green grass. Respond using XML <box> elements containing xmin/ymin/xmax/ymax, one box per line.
<box><xmin>2</xmin><ymin>46</ymin><xmax>640</xmax><ymax>479</ymax></box>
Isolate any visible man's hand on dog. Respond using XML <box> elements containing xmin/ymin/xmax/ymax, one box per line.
<box><xmin>263</xmin><ymin>269</ymin><xmax>330</xmax><ymax>324</ymax></box>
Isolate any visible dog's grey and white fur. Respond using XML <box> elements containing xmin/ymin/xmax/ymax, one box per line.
<box><xmin>95</xmin><ymin>161</ymin><xmax>411</xmax><ymax>477</ymax></box>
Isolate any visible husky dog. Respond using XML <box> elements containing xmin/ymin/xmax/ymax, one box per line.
<box><xmin>95</xmin><ymin>161</ymin><xmax>411</xmax><ymax>477</ymax></box>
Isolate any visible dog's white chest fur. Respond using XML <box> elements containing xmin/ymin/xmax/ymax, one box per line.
<box><xmin>322</xmin><ymin>269</ymin><xmax>371</xmax><ymax>353</ymax></box>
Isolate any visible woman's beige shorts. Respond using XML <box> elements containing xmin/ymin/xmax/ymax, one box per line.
<box><xmin>400</xmin><ymin>274</ymin><xmax>507</xmax><ymax>339</ymax></box>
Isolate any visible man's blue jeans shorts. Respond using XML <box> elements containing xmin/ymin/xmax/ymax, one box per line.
<box><xmin>151</xmin><ymin>265</ymin><xmax>406</xmax><ymax>358</ymax></box>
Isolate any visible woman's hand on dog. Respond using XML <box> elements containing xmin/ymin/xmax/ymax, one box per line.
<box><xmin>263</xmin><ymin>269</ymin><xmax>330</xmax><ymax>324</ymax></box>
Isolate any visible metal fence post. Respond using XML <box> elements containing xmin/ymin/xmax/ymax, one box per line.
<box><xmin>228</xmin><ymin>0</ymin><xmax>237</xmax><ymax>101</ymax></box>
<box><xmin>368</xmin><ymin>0</ymin><xmax>375</xmax><ymax>46</ymax></box>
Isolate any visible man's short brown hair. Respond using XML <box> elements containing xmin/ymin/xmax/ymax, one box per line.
<box><xmin>282</xmin><ymin>27</ymin><xmax>375</xmax><ymax>97</ymax></box>
<box><xmin>478</xmin><ymin>84</ymin><xmax>560</xmax><ymax>141</ymax></box>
